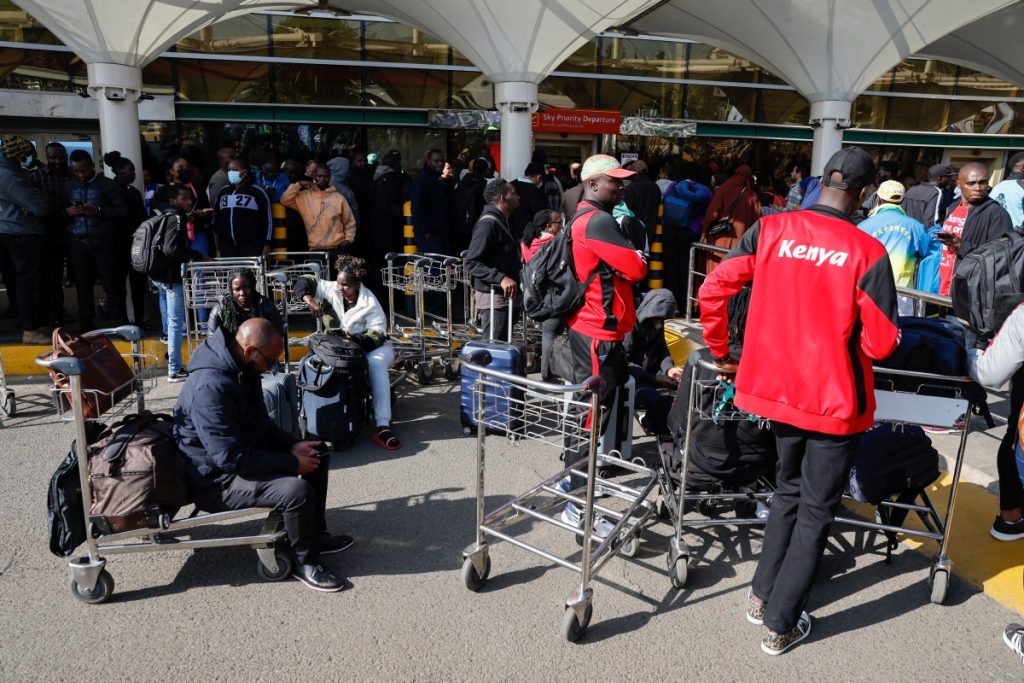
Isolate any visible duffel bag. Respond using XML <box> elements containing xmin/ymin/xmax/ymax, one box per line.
<box><xmin>307</xmin><ymin>333</ymin><xmax>369</xmax><ymax>372</ymax></box>
<box><xmin>848</xmin><ymin>424</ymin><xmax>940</xmax><ymax>506</ymax></box>
<box><xmin>87</xmin><ymin>412</ymin><xmax>192</xmax><ymax>534</ymax></box>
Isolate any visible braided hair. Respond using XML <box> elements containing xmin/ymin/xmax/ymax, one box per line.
<box><xmin>219</xmin><ymin>269</ymin><xmax>259</xmax><ymax>334</ymax></box>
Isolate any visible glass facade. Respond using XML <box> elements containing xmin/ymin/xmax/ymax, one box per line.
<box><xmin>0</xmin><ymin>2</ymin><xmax>1021</xmax><ymax>161</ymax></box>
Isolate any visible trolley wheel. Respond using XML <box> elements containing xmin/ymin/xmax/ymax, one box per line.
<box><xmin>655</xmin><ymin>496</ymin><xmax>671</xmax><ymax>521</ymax></box>
<box><xmin>462</xmin><ymin>426</ymin><xmax>473</xmax><ymax>436</ymax></box>
<box><xmin>561</xmin><ymin>603</ymin><xmax>593</xmax><ymax>643</ymax></box>
<box><xmin>697</xmin><ymin>499</ymin><xmax>716</xmax><ymax>517</ymax></box>
<box><xmin>416</xmin><ymin>362</ymin><xmax>434</xmax><ymax>385</ymax></box>
<box><xmin>256</xmin><ymin>552</ymin><xmax>294</xmax><ymax>582</ymax></box>
<box><xmin>443</xmin><ymin>361</ymin><xmax>460</xmax><ymax>381</ymax></box>
<box><xmin>670</xmin><ymin>555</ymin><xmax>689</xmax><ymax>589</ymax></box>
<box><xmin>1</xmin><ymin>389</ymin><xmax>15</xmax><ymax>418</ymax></box>
<box><xmin>70</xmin><ymin>569</ymin><xmax>114</xmax><ymax>605</ymax></box>
<box><xmin>461</xmin><ymin>555</ymin><xmax>490</xmax><ymax>592</ymax></box>
<box><xmin>618</xmin><ymin>532</ymin><xmax>641</xmax><ymax>558</ymax></box>
<box><xmin>929</xmin><ymin>568</ymin><xmax>949</xmax><ymax>605</ymax></box>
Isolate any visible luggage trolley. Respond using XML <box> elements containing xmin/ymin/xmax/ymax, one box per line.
<box><xmin>661</xmin><ymin>359</ymin><xmax>975</xmax><ymax>604</ymax></box>
<box><xmin>36</xmin><ymin>325</ymin><xmax>292</xmax><ymax>605</ymax></box>
<box><xmin>267</xmin><ymin>251</ymin><xmax>330</xmax><ymax>342</ymax></box>
<box><xmin>181</xmin><ymin>257</ymin><xmax>266</xmax><ymax>352</ymax></box>
<box><xmin>460</xmin><ymin>351</ymin><xmax>658</xmax><ymax>642</ymax></box>
<box><xmin>0</xmin><ymin>348</ymin><xmax>15</xmax><ymax>418</ymax></box>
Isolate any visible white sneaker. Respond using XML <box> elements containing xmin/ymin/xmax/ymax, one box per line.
<box><xmin>755</xmin><ymin>501</ymin><xmax>771</xmax><ymax>520</ymax></box>
<box><xmin>561</xmin><ymin>502</ymin><xmax>616</xmax><ymax>539</ymax></box>
<box><xmin>1003</xmin><ymin>623</ymin><xmax>1024</xmax><ymax>664</ymax></box>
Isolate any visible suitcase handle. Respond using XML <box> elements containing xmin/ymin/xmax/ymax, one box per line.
<box><xmin>464</xmin><ymin>349</ymin><xmax>492</xmax><ymax>367</ymax></box>
<box><xmin>489</xmin><ymin>284</ymin><xmax>515</xmax><ymax>344</ymax></box>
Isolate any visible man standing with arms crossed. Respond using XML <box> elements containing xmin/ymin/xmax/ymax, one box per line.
<box><xmin>699</xmin><ymin>147</ymin><xmax>899</xmax><ymax>655</ymax></box>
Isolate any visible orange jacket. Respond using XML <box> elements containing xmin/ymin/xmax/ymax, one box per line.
<box><xmin>280</xmin><ymin>182</ymin><xmax>356</xmax><ymax>249</ymax></box>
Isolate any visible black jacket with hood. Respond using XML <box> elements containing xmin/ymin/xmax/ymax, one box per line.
<box><xmin>173</xmin><ymin>327</ymin><xmax>299</xmax><ymax>489</ymax></box>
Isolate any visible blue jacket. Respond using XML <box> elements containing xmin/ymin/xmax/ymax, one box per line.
<box><xmin>173</xmin><ymin>328</ymin><xmax>298</xmax><ymax>488</ymax></box>
<box><xmin>0</xmin><ymin>157</ymin><xmax>48</xmax><ymax>236</ymax></box>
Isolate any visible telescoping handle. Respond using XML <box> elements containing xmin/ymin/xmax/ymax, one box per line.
<box><xmin>489</xmin><ymin>283</ymin><xmax>514</xmax><ymax>344</ymax></box>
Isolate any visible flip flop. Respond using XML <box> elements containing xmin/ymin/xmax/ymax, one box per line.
<box><xmin>373</xmin><ymin>427</ymin><xmax>402</xmax><ymax>451</ymax></box>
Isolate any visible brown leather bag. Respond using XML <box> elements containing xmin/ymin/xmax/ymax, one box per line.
<box><xmin>40</xmin><ymin>328</ymin><xmax>136</xmax><ymax>419</ymax></box>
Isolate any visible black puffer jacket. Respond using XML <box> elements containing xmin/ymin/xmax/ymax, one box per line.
<box><xmin>464</xmin><ymin>204</ymin><xmax>521</xmax><ymax>293</ymax></box>
<box><xmin>946</xmin><ymin>197</ymin><xmax>1013</xmax><ymax>257</ymax></box>
<box><xmin>0</xmin><ymin>157</ymin><xmax>48</xmax><ymax>236</ymax></box>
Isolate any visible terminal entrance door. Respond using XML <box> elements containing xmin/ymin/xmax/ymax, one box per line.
<box><xmin>945</xmin><ymin>150</ymin><xmax>1007</xmax><ymax>184</ymax></box>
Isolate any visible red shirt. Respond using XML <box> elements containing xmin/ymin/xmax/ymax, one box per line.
<box><xmin>938</xmin><ymin>202</ymin><xmax>970</xmax><ymax>296</ymax></box>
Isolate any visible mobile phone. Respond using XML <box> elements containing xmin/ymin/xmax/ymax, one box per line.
<box><xmin>936</xmin><ymin>232</ymin><xmax>955</xmax><ymax>242</ymax></box>
<box><xmin>312</xmin><ymin>442</ymin><xmax>331</xmax><ymax>457</ymax></box>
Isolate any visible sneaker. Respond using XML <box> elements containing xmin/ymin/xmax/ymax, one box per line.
<box><xmin>21</xmin><ymin>330</ymin><xmax>50</xmax><ymax>345</ymax></box>
<box><xmin>558</xmin><ymin>475</ymin><xmax>610</xmax><ymax>500</ymax></box>
<box><xmin>746</xmin><ymin>588</ymin><xmax>766</xmax><ymax>625</ymax></box>
<box><xmin>991</xmin><ymin>516</ymin><xmax>1024</xmax><ymax>541</ymax></box>
<box><xmin>197</xmin><ymin>322</ymin><xmax>209</xmax><ymax>336</ymax></box>
<box><xmin>319</xmin><ymin>532</ymin><xmax>354</xmax><ymax>555</ymax></box>
<box><xmin>1003</xmin><ymin>623</ymin><xmax>1024</xmax><ymax>663</ymax></box>
<box><xmin>292</xmin><ymin>562</ymin><xmax>347</xmax><ymax>592</ymax></box>
<box><xmin>561</xmin><ymin>501</ymin><xmax>616</xmax><ymax>540</ymax></box>
<box><xmin>167</xmin><ymin>369</ymin><xmax>189</xmax><ymax>384</ymax></box>
<box><xmin>159</xmin><ymin>333</ymin><xmax>168</xmax><ymax>345</ymax></box>
<box><xmin>755</xmin><ymin>501</ymin><xmax>771</xmax><ymax>520</ymax></box>
<box><xmin>761</xmin><ymin>611</ymin><xmax>812</xmax><ymax>656</ymax></box>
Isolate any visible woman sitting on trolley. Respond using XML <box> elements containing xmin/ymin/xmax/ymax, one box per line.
<box><xmin>295</xmin><ymin>254</ymin><xmax>401</xmax><ymax>450</ymax></box>
<box><xmin>208</xmin><ymin>269</ymin><xmax>285</xmax><ymax>337</ymax></box>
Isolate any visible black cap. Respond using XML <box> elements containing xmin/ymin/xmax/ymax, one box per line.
<box><xmin>928</xmin><ymin>163</ymin><xmax>956</xmax><ymax>180</ymax></box>
<box><xmin>821</xmin><ymin>147</ymin><xmax>875</xmax><ymax>190</ymax></box>
<box><xmin>383</xmin><ymin>149</ymin><xmax>401</xmax><ymax>163</ymax></box>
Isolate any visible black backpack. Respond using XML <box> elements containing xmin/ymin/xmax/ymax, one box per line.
<box><xmin>308</xmin><ymin>334</ymin><xmax>369</xmax><ymax>372</ymax></box>
<box><xmin>521</xmin><ymin>207</ymin><xmax>601</xmax><ymax>322</ymax></box>
<box><xmin>950</xmin><ymin>231</ymin><xmax>1024</xmax><ymax>339</ymax></box>
<box><xmin>47</xmin><ymin>421</ymin><xmax>105</xmax><ymax>557</ymax></box>
<box><xmin>130</xmin><ymin>211</ymin><xmax>187</xmax><ymax>278</ymax></box>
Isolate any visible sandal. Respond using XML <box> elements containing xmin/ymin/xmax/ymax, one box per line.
<box><xmin>373</xmin><ymin>426</ymin><xmax>402</xmax><ymax>451</ymax></box>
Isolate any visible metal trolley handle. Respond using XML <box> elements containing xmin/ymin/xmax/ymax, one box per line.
<box><xmin>35</xmin><ymin>356</ymin><xmax>87</xmax><ymax>377</ymax></box>
<box><xmin>89</xmin><ymin>325</ymin><xmax>144</xmax><ymax>343</ymax></box>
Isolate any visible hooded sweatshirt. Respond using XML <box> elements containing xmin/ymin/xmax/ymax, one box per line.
<box><xmin>173</xmin><ymin>327</ymin><xmax>299</xmax><ymax>488</ymax></box>
<box><xmin>280</xmin><ymin>181</ymin><xmax>356</xmax><ymax>249</ymax></box>
<box><xmin>624</xmin><ymin>288</ymin><xmax>676</xmax><ymax>376</ymax></box>
<box><xmin>327</xmin><ymin>157</ymin><xmax>361</xmax><ymax>227</ymax></box>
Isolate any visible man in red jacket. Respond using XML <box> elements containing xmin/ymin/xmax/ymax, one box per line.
<box><xmin>699</xmin><ymin>147</ymin><xmax>899</xmax><ymax>655</ymax></box>
<box><xmin>561</xmin><ymin>154</ymin><xmax>648</xmax><ymax>538</ymax></box>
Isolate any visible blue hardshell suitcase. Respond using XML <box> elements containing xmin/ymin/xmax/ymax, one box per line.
<box><xmin>460</xmin><ymin>302</ymin><xmax>525</xmax><ymax>435</ymax></box>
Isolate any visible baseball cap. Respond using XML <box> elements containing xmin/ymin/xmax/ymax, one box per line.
<box><xmin>876</xmin><ymin>180</ymin><xmax>905</xmax><ymax>203</ymax></box>
<box><xmin>366</xmin><ymin>152</ymin><xmax>379</xmax><ymax>164</ymax></box>
<box><xmin>928</xmin><ymin>163</ymin><xmax>956</xmax><ymax>180</ymax></box>
<box><xmin>0</xmin><ymin>135</ymin><xmax>33</xmax><ymax>161</ymax></box>
<box><xmin>580</xmin><ymin>154</ymin><xmax>635</xmax><ymax>182</ymax></box>
<box><xmin>821</xmin><ymin>147</ymin><xmax>875</xmax><ymax>190</ymax></box>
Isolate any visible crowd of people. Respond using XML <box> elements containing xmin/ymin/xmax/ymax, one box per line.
<box><xmin>4</xmin><ymin>131</ymin><xmax>1024</xmax><ymax>654</ymax></box>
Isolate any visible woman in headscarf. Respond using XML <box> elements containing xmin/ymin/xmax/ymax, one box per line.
<box><xmin>700</xmin><ymin>165</ymin><xmax>762</xmax><ymax>273</ymax></box>
<box><xmin>208</xmin><ymin>269</ymin><xmax>285</xmax><ymax>337</ymax></box>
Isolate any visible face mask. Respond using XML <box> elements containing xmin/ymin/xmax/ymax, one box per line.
<box><xmin>20</xmin><ymin>157</ymin><xmax>32</xmax><ymax>169</ymax></box>
<box><xmin>176</xmin><ymin>168</ymin><xmax>192</xmax><ymax>183</ymax></box>
<box><xmin>227</xmin><ymin>170</ymin><xmax>242</xmax><ymax>185</ymax></box>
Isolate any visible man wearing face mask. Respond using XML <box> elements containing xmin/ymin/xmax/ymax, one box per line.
<box><xmin>174</xmin><ymin>318</ymin><xmax>352</xmax><ymax>593</ymax></box>
<box><xmin>699</xmin><ymin>147</ymin><xmax>899</xmax><ymax>656</ymax></box>
<box><xmin>0</xmin><ymin>135</ymin><xmax>50</xmax><ymax>344</ymax></box>
<box><xmin>280</xmin><ymin>163</ymin><xmax>357</xmax><ymax>272</ymax></box>
<box><xmin>212</xmin><ymin>159</ymin><xmax>273</xmax><ymax>258</ymax></box>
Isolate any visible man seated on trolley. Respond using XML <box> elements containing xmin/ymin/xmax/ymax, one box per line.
<box><xmin>295</xmin><ymin>254</ymin><xmax>402</xmax><ymax>451</ymax></box>
<box><xmin>174</xmin><ymin>318</ymin><xmax>353</xmax><ymax>593</ymax></box>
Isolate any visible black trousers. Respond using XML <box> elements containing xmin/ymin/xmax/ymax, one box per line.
<box><xmin>0</xmin><ymin>234</ymin><xmax>42</xmax><ymax>330</ymax></box>
<box><xmin>69</xmin><ymin>237</ymin><xmax>126</xmax><ymax>329</ymax></box>
<box><xmin>40</xmin><ymin>237</ymin><xmax>66</xmax><ymax>325</ymax></box>
<box><xmin>997</xmin><ymin>368</ymin><xmax>1024</xmax><ymax>511</ymax></box>
<box><xmin>120</xmin><ymin>237</ymin><xmax>148</xmax><ymax>324</ymax></box>
<box><xmin>540</xmin><ymin>317</ymin><xmax>566</xmax><ymax>380</ymax></box>
<box><xmin>564</xmin><ymin>327</ymin><xmax>627</xmax><ymax>489</ymax></box>
<box><xmin>193</xmin><ymin>455</ymin><xmax>330</xmax><ymax>566</ymax></box>
<box><xmin>219</xmin><ymin>239</ymin><xmax>265</xmax><ymax>258</ymax></box>
<box><xmin>662</xmin><ymin>228</ymin><xmax>698</xmax><ymax>311</ymax></box>
<box><xmin>751</xmin><ymin>422</ymin><xmax>860</xmax><ymax>633</ymax></box>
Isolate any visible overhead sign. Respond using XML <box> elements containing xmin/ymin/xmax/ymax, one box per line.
<box><xmin>532</xmin><ymin>109</ymin><xmax>622</xmax><ymax>134</ymax></box>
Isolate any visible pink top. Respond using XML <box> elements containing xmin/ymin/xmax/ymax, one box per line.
<box><xmin>521</xmin><ymin>230</ymin><xmax>555</xmax><ymax>263</ymax></box>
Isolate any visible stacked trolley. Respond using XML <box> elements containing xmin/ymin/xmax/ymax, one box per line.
<box><xmin>36</xmin><ymin>325</ymin><xmax>294</xmax><ymax>604</ymax></box>
<box><xmin>460</xmin><ymin>350</ymin><xmax>658</xmax><ymax>642</ymax></box>
<box><xmin>181</xmin><ymin>256</ymin><xmax>266</xmax><ymax>352</ymax></box>
<box><xmin>381</xmin><ymin>252</ymin><xmax>464</xmax><ymax>383</ymax></box>
<box><xmin>660</xmin><ymin>357</ymin><xmax>975</xmax><ymax>604</ymax></box>
<box><xmin>266</xmin><ymin>251</ymin><xmax>330</xmax><ymax>342</ymax></box>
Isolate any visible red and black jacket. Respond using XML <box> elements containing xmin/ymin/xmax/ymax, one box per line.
<box><xmin>568</xmin><ymin>199</ymin><xmax>648</xmax><ymax>341</ymax></box>
<box><xmin>699</xmin><ymin>205</ymin><xmax>899</xmax><ymax>435</ymax></box>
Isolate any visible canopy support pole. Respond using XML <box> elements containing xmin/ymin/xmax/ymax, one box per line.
<box><xmin>495</xmin><ymin>81</ymin><xmax>538</xmax><ymax>181</ymax></box>
<box><xmin>87</xmin><ymin>63</ymin><xmax>144</xmax><ymax>191</ymax></box>
<box><xmin>809</xmin><ymin>99</ymin><xmax>852</xmax><ymax>178</ymax></box>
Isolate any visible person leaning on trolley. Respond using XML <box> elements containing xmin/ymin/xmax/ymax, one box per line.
<box><xmin>173</xmin><ymin>318</ymin><xmax>354</xmax><ymax>593</ymax></box>
<box><xmin>699</xmin><ymin>147</ymin><xmax>899</xmax><ymax>655</ymax></box>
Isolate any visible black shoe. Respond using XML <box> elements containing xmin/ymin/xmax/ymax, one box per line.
<box><xmin>319</xmin><ymin>532</ymin><xmax>354</xmax><ymax>555</ymax></box>
<box><xmin>292</xmin><ymin>562</ymin><xmax>347</xmax><ymax>592</ymax></box>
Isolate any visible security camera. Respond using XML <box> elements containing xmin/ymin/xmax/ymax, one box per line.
<box><xmin>512</xmin><ymin>104</ymin><xmax>529</xmax><ymax>113</ymax></box>
<box><xmin>105</xmin><ymin>89</ymin><xmax>126</xmax><ymax>102</ymax></box>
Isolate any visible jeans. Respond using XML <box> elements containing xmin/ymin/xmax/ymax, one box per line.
<box><xmin>0</xmin><ymin>233</ymin><xmax>42</xmax><ymax>330</ymax></box>
<box><xmin>997</xmin><ymin>367</ymin><xmax>1024</xmax><ymax>512</ymax></box>
<box><xmin>189</xmin><ymin>232</ymin><xmax>212</xmax><ymax>324</ymax></box>
<box><xmin>155</xmin><ymin>281</ymin><xmax>184</xmax><ymax>374</ymax></box>
<box><xmin>751</xmin><ymin>422</ymin><xmax>860</xmax><ymax>633</ymax></box>
<box><xmin>368</xmin><ymin>341</ymin><xmax>395</xmax><ymax>426</ymax></box>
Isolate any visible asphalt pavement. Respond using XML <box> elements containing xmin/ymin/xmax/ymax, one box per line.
<box><xmin>0</xmin><ymin>373</ymin><xmax>1021</xmax><ymax>681</ymax></box>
